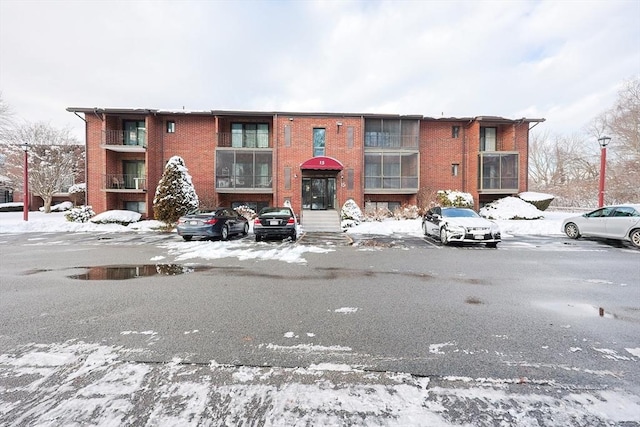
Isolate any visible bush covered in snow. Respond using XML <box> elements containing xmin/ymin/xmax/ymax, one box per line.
<box><xmin>341</xmin><ymin>199</ymin><xmax>364</xmax><ymax>230</ymax></box>
<box><xmin>436</xmin><ymin>190</ymin><xmax>474</xmax><ymax>207</ymax></box>
<box><xmin>68</xmin><ymin>183</ymin><xmax>86</xmax><ymax>206</ymax></box>
<box><xmin>392</xmin><ymin>204</ymin><xmax>421</xmax><ymax>220</ymax></box>
<box><xmin>153</xmin><ymin>156</ymin><xmax>199</xmax><ymax>225</ymax></box>
<box><xmin>519</xmin><ymin>192</ymin><xmax>554</xmax><ymax>211</ymax></box>
<box><xmin>41</xmin><ymin>201</ymin><xmax>73</xmax><ymax>212</ymax></box>
<box><xmin>65</xmin><ymin>205</ymin><xmax>95</xmax><ymax>223</ymax></box>
<box><xmin>90</xmin><ymin>210</ymin><xmax>142</xmax><ymax>225</ymax></box>
<box><xmin>234</xmin><ymin>205</ymin><xmax>256</xmax><ymax>220</ymax></box>
<box><xmin>479</xmin><ymin>196</ymin><xmax>544</xmax><ymax>220</ymax></box>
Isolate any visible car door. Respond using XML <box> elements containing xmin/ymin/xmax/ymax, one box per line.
<box><xmin>580</xmin><ymin>207</ymin><xmax>613</xmax><ymax>236</ymax></box>
<box><xmin>605</xmin><ymin>207</ymin><xmax>640</xmax><ymax>239</ymax></box>
<box><xmin>224</xmin><ymin>210</ymin><xmax>238</xmax><ymax>233</ymax></box>
<box><xmin>426</xmin><ymin>207</ymin><xmax>441</xmax><ymax>237</ymax></box>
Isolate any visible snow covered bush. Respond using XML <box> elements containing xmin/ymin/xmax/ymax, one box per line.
<box><xmin>234</xmin><ymin>205</ymin><xmax>256</xmax><ymax>220</ymax></box>
<box><xmin>41</xmin><ymin>201</ymin><xmax>73</xmax><ymax>212</ymax></box>
<box><xmin>90</xmin><ymin>210</ymin><xmax>142</xmax><ymax>225</ymax></box>
<box><xmin>392</xmin><ymin>204</ymin><xmax>420</xmax><ymax>220</ymax></box>
<box><xmin>479</xmin><ymin>197</ymin><xmax>544</xmax><ymax>220</ymax></box>
<box><xmin>519</xmin><ymin>192</ymin><xmax>554</xmax><ymax>211</ymax></box>
<box><xmin>68</xmin><ymin>183</ymin><xmax>86</xmax><ymax>206</ymax></box>
<box><xmin>65</xmin><ymin>205</ymin><xmax>95</xmax><ymax>223</ymax></box>
<box><xmin>436</xmin><ymin>190</ymin><xmax>474</xmax><ymax>207</ymax></box>
<box><xmin>341</xmin><ymin>199</ymin><xmax>364</xmax><ymax>230</ymax></box>
<box><xmin>153</xmin><ymin>156</ymin><xmax>199</xmax><ymax>225</ymax></box>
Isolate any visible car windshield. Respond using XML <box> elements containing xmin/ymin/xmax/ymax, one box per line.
<box><xmin>442</xmin><ymin>208</ymin><xmax>479</xmax><ymax>218</ymax></box>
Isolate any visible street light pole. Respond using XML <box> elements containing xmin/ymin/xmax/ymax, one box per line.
<box><xmin>597</xmin><ymin>136</ymin><xmax>611</xmax><ymax>208</ymax></box>
<box><xmin>21</xmin><ymin>143</ymin><xmax>30</xmax><ymax>221</ymax></box>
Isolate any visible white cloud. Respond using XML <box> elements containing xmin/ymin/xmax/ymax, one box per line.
<box><xmin>1</xmin><ymin>0</ymin><xmax>638</xmax><ymax>141</ymax></box>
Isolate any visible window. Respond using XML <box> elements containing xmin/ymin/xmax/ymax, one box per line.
<box><xmin>452</xmin><ymin>163</ymin><xmax>459</xmax><ymax>176</ymax></box>
<box><xmin>364</xmin><ymin>119</ymin><xmax>419</xmax><ymax>149</ymax></box>
<box><xmin>284</xmin><ymin>167</ymin><xmax>291</xmax><ymax>190</ymax></box>
<box><xmin>480</xmin><ymin>127</ymin><xmax>497</xmax><ymax>151</ymax></box>
<box><xmin>231</xmin><ymin>123</ymin><xmax>269</xmax><ymax>148</ymax></box>
<box><xmin>122</xmin><ymin>160</ymin><xmax>145</xmax><ymax>189</ymax></box>
<box><xmin>364</xmin><ymin>153</ymin><xmax>418</xmax><ymax>189</ymax></box>
<box><xmin>313</xmin><ymin>128</ymin><xmax>325</xmax><ymax>156</ymax></box>
<box><xmin>347</xmin><ymin>126</ymin><xmax>354</xmax><ymax>149</ymax></box>
<box><xmin>285</xmin><ymin>125</ymin><xmax>291</xmax><ymax>147</ymax></box>
<box><xmin>166</xmin><ymin>121</ymin><xmax>175</xmax><ymax>133</ymax></box>
<box><xmin>216</xmin><ymin>150</ymin><xmax>273</xmax><ymax>189</ymax></box>
<box><xmin>123</xmin><ymin>121</ymin><xmax>145</xmax><ymax>146</ymax></box>
<box><xmin>124</xmin><ymin>201</ymin><xmax>146</xmax><ymax>214</ymax></box>
<box><xmin>478</xmin><ymin>152</ymin><xmax>518</xmax><ymax>190</ymax></box>
<box><xmin>347</xmin><ymin>169</ymin><xmax>354</xmax><ymax>190</ymax></box>
<box><xmin>452</xmin><ymin>126</ymin><xmax>460</xmax><ymax>138</ymax></box>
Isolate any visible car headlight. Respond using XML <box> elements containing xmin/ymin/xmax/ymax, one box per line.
<box><xmin>448</xmin><ymin>224</ymin><xmax>465</xmax><ymax>233</ymax></box>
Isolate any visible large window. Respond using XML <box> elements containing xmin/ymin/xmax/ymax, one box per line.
<box><xmin>313</xmin><ymin>128</ymin><xmax>325</xmax><ymax>156</ymax></box>
<box><xmin>231</xmin><ymin>123</ymin><xmax>269</xmax><ymax>148</ymax></box>
<box><xmin>216</xmin><ymin>150</ymin><xmax>272</xmax><ymax>190</ymax></box>
<box><xmin>480</xmin><ymin>127</ymin><xmax>497</xmax><ymax>151</ymax></box>
<box><xmin>124</xmin><ymin>121</ymin><xmax>145</xmax><ymax>146</ymax></box>
<box><xmin>364</xmin><ymin>119</ymin><xmax>419</xmax><ymax>149</ymax></box>
<box><xmin>122</xmin><ymin>160</ymin><xmax>146</xmax><ymax>189</ymax></box>
<box><xmin>478</xmin><ymin>152</ymin><xmax>518</xmax><ymax>191</ymax></box>
<box><xmin>364</xmin><ymin>153</ymin><xmax>418</xmax><ymax>190</ymax></box>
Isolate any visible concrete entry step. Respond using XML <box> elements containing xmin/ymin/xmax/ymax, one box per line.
<box><xmin>300</xmin><ymin>210</ymin><xmax>341</xmax><ymax>232</ymax></box>
<box><xmin>297</xmin><ymin>232</ymin><xmax>353</xmax><ymax>246</ymax></box>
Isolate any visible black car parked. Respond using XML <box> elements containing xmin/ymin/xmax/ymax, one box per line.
<box><xmin>253</xmin><ymin>207</ymin><xmax>298</xmax><ymax>242</ymax></box>
<box><xmin>177</xmin><ymin>208</ymin><xmax>249</xmax><ymax>241</ymax></box>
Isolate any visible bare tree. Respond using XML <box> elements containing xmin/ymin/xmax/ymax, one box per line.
<box><xmin>1</xmin><ymin>122</ymin><xmax>83</xmax><ymax>212</ymax></box>
<box><xmin>0</xmin><ymin>93</ymin><xmax>14</xmax><ymax>139</ymax></box>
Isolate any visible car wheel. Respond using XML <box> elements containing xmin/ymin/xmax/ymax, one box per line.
<box><xmin>255</xmin><ymin>234</ymin><xmax>262</xmax><ymax>242</ymax></box>
<box><xmin>486</xmin><ymin>242</ymin><xmax>498</xmax><ymax>248</ymax></box>
<box><xmin>242</xmin><ymin>222</ymin><xmax>249</xmax><ymax>236</ymax></box>
<box><xmin>440</xmin><ymin>227</ymin><xmax>449</xmax><ymax>245</ymax></box>
<box><xmin>630</xmin><ymin>229</ymin><xmax>640</xmax><ymax>249</ymax></box>
<box><xmin>290</xmin><ymin>230</ymin><xmax>297</xmax><ymax>241</ymax></box>
<box><xmin>182</xmin><ymin>236</ymin><xmax>192</xmax><ymax>241</ymax></box>
<box><xmin>221</xmin><ymin>225</ymin><xmax>229</xmax><ymax>241</ymax></box>
<box><xmin>564</xmin><ymin>222</ymin><xmax>581</xmax><ymax>239</ymax></box>
<box><xmin>422</xmin><ymin>221</ymin><xmax>428</xmax><ymax>236</ymax></box>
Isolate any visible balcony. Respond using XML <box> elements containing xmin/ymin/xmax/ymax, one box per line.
<box><xmin>364</xmin><ymin>152</ymin><xmax>419</xmax><ymax>194</ymax></box>
<box><xmin>101</xmin><ymin>130</ymin><xmax>147</xmax><ymax>152</ymax></box>
<box><xmin>104</xmin><ymin>174</ymin><xmax>147</xmax><ymax>192</ymax></box>
<box><xmin>478</xmin><ymin>152</ymin><xmax>519</xmax><ymax>193</ymax></box>
<box><xmin>215</xmin><ymin>149</ymin><xmax>273</xmax><ymax>193</ymax></box>
<box><xmin>216</xmin><ymin>131</ymin><xmax>270</xmax><ymax>148</ymax></box>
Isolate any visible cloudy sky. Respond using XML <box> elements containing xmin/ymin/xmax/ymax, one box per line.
<box><xmin>1</xmin><ymin>0</ymin><xmax>638</xmax><ymax>141</ymax></box>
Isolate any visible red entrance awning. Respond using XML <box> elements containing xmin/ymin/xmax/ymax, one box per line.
<box><xmin>300</xmin><ymin>156</ymin><xmax>344</xmax><ymax>171</ymax></box>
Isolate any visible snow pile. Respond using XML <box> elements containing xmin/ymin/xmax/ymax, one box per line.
<box><xmin>91</xmin><ymin>210</ymin><xmax>142</xmax><ymax>225</ymax></box>
<box><xmin>519</xmin><ymin>191</ymin><xmax>554</xmax><ymax>202</ymax></box>
<box><xmin>40</xmin><ymin>201</ymin><xmax>73</xmax><ymax>212</ymax></box>
<box><xmin>480</xmin><ymin>197</ymin><xmax>544</xmax><ymax>220</ymax></box>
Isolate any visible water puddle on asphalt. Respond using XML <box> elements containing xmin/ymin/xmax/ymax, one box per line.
<box><xmin>537</xmin><ymin>301</ymin><xmax>618</xmax><ymax>319</ymax></box>
<box><xmin>68</xmin><ymin>264</ymin><xmax>198</xmax><ymax>280</ymax></box>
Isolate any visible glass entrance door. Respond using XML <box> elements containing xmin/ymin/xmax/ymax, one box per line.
<box><xmin>302</xmin><ymin>177</ymin><xmax>336</xmax><ymax>210</ymax></box>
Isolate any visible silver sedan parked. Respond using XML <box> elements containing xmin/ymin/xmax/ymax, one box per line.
<box><xmin>562</xmin><ymin>204</ymin><xmax>640</xmax><ymax>248</ymax></box>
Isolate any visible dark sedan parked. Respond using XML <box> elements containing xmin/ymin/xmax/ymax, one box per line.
<box><xmin>253</xmin><ymin>207</ymin><xmax>298</xmax><ymax>242</ymax></box>
<box><xmin>177</xmin><ymin>208</ymin><xmax>249</xmax><ymax>241</ymax></box>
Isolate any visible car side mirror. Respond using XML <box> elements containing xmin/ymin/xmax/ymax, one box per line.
<box><xmin>432</xmin><ymin>214</ymin><xmax>442</xmax><ymax>221</ymax></box>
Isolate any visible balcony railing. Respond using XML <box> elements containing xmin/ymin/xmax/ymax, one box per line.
<box><xmin>364</xmin><ymin>132</ymin><xmax>419</xmax><ymax>150</ymax></box>
<box><xmin>104</xmin><ymin>174</ymin><xmax>147</xmax><ymax>191</ymax></box>
<box><xmin>102</xmin><ymin>130</ymin><xmax>147</xmax><ymax>147</ymax></box>
<box><xmin>216</xmin><ymin>174</ymin><xmax>272</xmax><ymax>190</ymax></box>
<box><xmin>216</xmin><ymin>132</ymin><xmax>270</xmax><ymax>148</ymax></box>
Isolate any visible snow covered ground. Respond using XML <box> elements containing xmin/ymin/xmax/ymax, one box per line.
<box><xmin>4</xmin><ymin>206</ymin><xmax>638</xmax><ymax>425</ymax></box>
<box><xmin>0</xmin><ymin>207</ymin><xmax>575</xmax><ymax>237</ymax></box>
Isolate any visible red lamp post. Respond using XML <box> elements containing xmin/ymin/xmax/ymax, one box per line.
<box><xmin>21</xmin><ymin>142</ymin><xmax>29</xmax><ymax>221</ymax></box>
<box><xmin>597</xmin><ymin>136</ymin><xmax>611</xmax><ymax>208</ymax></box>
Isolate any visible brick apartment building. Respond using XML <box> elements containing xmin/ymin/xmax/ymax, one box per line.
<box><xmin>67</xmin><ymin>107</ymin><xmax>544</xmax><ymax>228</ymax></box>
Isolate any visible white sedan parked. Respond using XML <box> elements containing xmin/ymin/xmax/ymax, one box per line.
<box><xmin>562</xmin><ymin>204</ymin><xmax>640</xmax><ymax>248</ymax></box>
<box><xmin>422</xmin><ymin>207</ymin><xmax>501</xmax><ymax>247</ymax></box>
